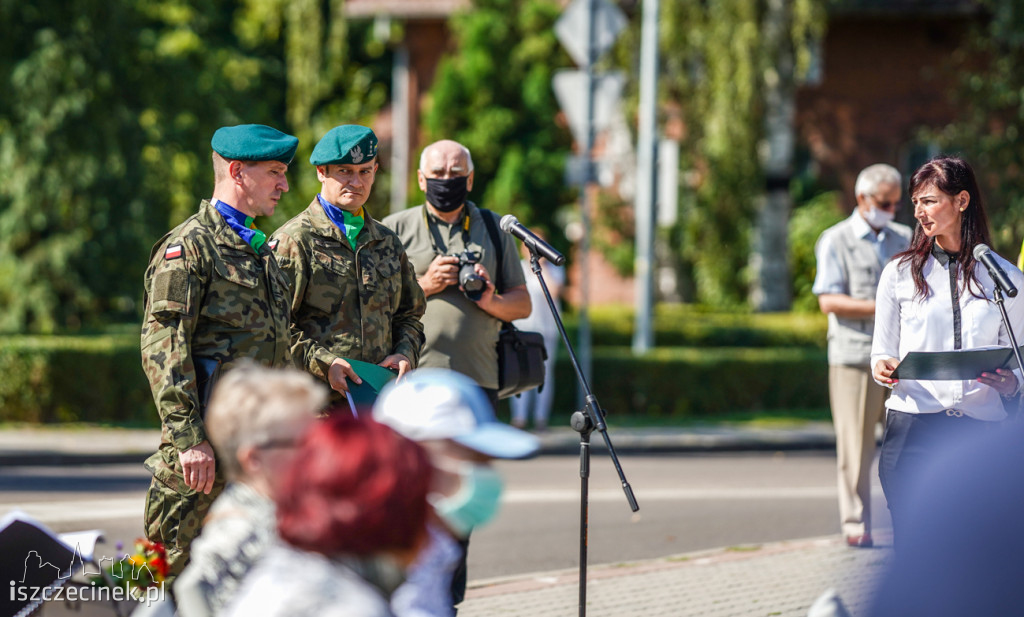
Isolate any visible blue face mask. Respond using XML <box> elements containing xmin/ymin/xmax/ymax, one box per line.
<box><xmin>430</xmin><ymin>461</ymin><xmax>504</xmax><ymax>538</ymax></box>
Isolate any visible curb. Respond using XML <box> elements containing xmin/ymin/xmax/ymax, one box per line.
<box><xmin>0</xmin><ymin>424</ymin><xmax>840</xmax><ymax>466</ymax></box>
<box><xmin>0</xmin><ymin>452</ymin><xmax>149</xmax><ymax>467</ymax></box>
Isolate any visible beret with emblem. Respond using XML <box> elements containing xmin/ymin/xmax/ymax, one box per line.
<box><xmin>310</xmin><ymin>125</ymin><xmax>378</xmax><ymax>166</ymax></box>
<box><xmin>211</xmin><ymin>124</ymin><xmax>299</xmax><ymax>164</ymax></box>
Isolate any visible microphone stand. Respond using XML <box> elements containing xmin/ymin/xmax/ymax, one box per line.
<box><xmin>527</xmin><ymin>250</ymin><xmax>639</xmax><ymax>617</ymax></box>
<box><xmin>993</xmin><ymin>285</ymin><xmax>1024</xmax><ymax>417</ymax></box>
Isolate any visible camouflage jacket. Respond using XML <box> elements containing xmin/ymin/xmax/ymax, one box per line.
<box><xmin>141</xmin><ymin>200</ymin><xmax>292</xmax><ymax>460</ymax></box>
<box><xmin>271</xmin><ymin>199</ymin><xmax>425</xmax><ymax>391</ymax></box>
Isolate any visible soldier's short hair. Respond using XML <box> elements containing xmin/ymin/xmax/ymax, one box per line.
<box><xmin>212</xmin><ymin>151</ymin><xmax>260</xmax><ymax>185</ymax></box>
<box><xmin>205</xmin><ymin>361</ymin><xmax>328</xmax><ymax>480</ymax></box>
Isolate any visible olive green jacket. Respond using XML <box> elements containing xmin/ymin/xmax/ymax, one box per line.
<box><xmin>140</xmin><ymin>200</ymin><xmax>292</xmax><ymax>485</ymax></box>
<box><xmin>271</xmin><ymin>199</ymin><xmax>425</xmax><ymax>397</ymax></box>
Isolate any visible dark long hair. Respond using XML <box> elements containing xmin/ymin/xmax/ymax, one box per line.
<box><xmin>898</xmin><ymin>156</ymin><xmax>991</xmax><ymax>300</ymax></box>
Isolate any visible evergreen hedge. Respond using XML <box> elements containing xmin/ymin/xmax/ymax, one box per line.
<box><xmin>548</xmin><ymin>346</ymin><xmax>827</xmax><ymax>419</ymax></box>
<box><xmin>0</xmin><ymin>309</ymin><xmax>830</xmax><ymax>424</ymax></box>
<box><xmin>0</xmin><ymin>333</ymin><xmax>151</xmax><ymax>424</ymax></box>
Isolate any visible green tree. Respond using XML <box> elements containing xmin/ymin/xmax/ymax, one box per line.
<box><xmin>420</xmin><ymin>0</ymin><xmax>575</xmax><ymax>251</ymax></box>
<box><xmin>0</xmin><ymin>0</ymin><xmax>392</xmax><ymax>333</ymax></box>
<box><xmin>0</xmin><ymin>0</ymin><xmax>284</xmax><ymax>333</ymax></box>
<box><xmin>934</xmin><ymin>0</ymin><xmax>1024</xmax><ymax>256</ymax></box>
<box><xmin>239</xmin><ymin>0</ymin><xmax>394</xmax><ymax>226</ymax></box>
<box><xmin>627</xmin><ymin>0</ymin><xmax>824</xmax><ymax>307</ymax></box>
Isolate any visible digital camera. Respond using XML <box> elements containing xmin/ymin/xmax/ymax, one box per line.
<box><xmin>454</xmin><ymin>251</ymin><xmax>486</xmax><ymax>301</ymax></box>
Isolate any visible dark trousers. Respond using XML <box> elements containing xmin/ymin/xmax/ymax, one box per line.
<box><xmin>878</xmin><ymin>409</ymin><xmax>996</xmax><ymax>546</ymax></box>
<box><xmin>450</xmin><ymin>536</ymin><xmax>470</xmax><ymax>610</ymax></box>
<box><xmin>482</xmin><ymin>387</ymin><xmax>499</xmax><ymax>413</ymax></box>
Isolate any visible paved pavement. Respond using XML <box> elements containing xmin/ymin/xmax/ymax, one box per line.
<box><xmin>462</xmin><ymin>535</ymin><xmax>890</xmax><ymax>617</ymax></box>
<box><xmin>1</xmin><ymin>422</ymin><xmax>894</xmax><ymax>616</ymax></box>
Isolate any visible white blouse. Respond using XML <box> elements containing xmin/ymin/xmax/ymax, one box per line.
<box><xmin>871</xmin><ymin>249</ymin><xmax>1024</xmax><ymax>421</ymax></box>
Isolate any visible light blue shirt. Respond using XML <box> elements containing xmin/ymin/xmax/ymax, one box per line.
<box><xmin>812</xmin><ymin>211</ymin><xmax>905</xmax><ymax>296</ymax></box>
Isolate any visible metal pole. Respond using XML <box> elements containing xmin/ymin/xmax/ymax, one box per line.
<box><xmin>390</xmin><ymin>44</ymin><xmax>410</xmax><ymax>215</ymax></box>
<box><xmin>632</xmin><ymin>0</ymin><xmax>659</xmax><ymax>354</ymax></box>
<box><xmin>577</xmin><ymin>0</ymin><xmax>596</xmax><ymax>407</ymax></box>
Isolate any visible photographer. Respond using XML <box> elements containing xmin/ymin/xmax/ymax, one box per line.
<box><xmin>383</xmin><ymin>140</ymin><xmax>529</xmax><ymax>611</ymax></box>
<box><xmin>383</xmin><ymin>140</ymin><xmax>530</xmax><ymax>412</ymax></box>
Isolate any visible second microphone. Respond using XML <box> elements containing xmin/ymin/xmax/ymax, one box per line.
<box><xmin>499</xmin><ymin>215</ymin><xmax>566</xmax><ymax>265</ymax></box>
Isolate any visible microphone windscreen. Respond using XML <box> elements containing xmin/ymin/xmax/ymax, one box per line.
<box><xmin>973</xmin><ymin>243</ymin><xmax>992</xmax><ymax>261</ymax></box>
<box><xmin>499</xmin><ymin>214</ymin><xmax>518</xmax><ymax>233</ymax></box>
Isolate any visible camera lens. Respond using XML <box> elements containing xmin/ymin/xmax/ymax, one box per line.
<box><xmin>460</xmin><ymin>266</ymin><xmax>485</xmax><ymax>301</ymax></box>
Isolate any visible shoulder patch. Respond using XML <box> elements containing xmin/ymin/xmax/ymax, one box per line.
<box><xmin>164</xmin><ymin>244</ymin><xmax>184</xmax><ymax>260</ymax></box>
<box><xmin>268</xmin><ymin>238</ymin><xmax>279</xmax><ymax>251</ymax></box>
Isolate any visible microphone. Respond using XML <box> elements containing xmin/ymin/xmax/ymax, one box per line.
<box><xmin>499</xmin><ymin>215</ymin><xmax>566</xmax><ymax>265</ymax></box>
<box><xmin>974</xmin><ymin>243</ymin><xmax>1018</xmax><ymax>298</ymax></box>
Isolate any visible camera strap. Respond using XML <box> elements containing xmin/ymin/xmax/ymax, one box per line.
<box><xmin>422</xmin><ymin>204</ymin><xmax>472</xmax><ymax>257</ymax></box>
<box><xmin>479</xmin><ymin>207</ymin><xmax>506</xmax><ymax>295</ymax></box>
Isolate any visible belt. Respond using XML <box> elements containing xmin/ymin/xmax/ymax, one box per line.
<box><xmin>891</xmin><ymin>409</ymin><xmax>981</xmax><ymax>420</ymax></box>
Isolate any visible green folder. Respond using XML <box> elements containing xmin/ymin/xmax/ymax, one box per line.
<box><xmin>892</xmin><ymin>346</ymin><xmax>1024</xmax><ymax>380</ymax></box>
<box><xmin>343</xmin><ymin>358</ymin><xmax>399</xmax><ymax>414</ymax></box>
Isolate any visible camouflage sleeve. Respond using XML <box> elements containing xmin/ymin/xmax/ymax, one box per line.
<box><xmin>140</xmin><ymin>238</ymin><xmax>207</xmax><ymax>452</ymax></box>
<box><xmin>272</xmin><ymin>230</ymin><xmax>340</xmax><ymax>381</ymax></box>
<box><xmin>391</xmin><ymin>245</ymin><xmax>426</xmax><ymax>366</ymax></box>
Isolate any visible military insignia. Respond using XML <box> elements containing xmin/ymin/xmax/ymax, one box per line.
<box><xmin>349</xmin><ymin>145</ymin><xmax>364</xmax><ymax>164</ymax></box>
<box><xmin>268</xmin><ymin>239</ymin><xmax>279</xmax><ymax>251</ymax></box>
<box><xmin>164</xmin><ymin>244</ymin><xmax>183</xmax><ymax>260</ymax></box>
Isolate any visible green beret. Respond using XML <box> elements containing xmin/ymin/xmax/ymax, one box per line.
<box><xmin>310</xmin><ymin>125</ymin><xmax>378</xmax><ymax>166</ymax></box>
<box><xmin>211</xmin><ymin>124</ymin><xmax>299</xmax><ymax>164</ymax></box>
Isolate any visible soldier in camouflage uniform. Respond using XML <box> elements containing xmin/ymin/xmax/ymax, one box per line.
<box><xmin>140</xmin><ymin>124</ymin><xmax>298</xmax><ymax>580</ymax></box>
<box><xmin>271</xmin><ymin>125</ymin><xmax>425</xmax><ymax>406</ymax></box>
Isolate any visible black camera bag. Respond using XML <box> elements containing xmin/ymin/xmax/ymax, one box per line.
<box><xmin>481</xmin><ymin>210</ymin><xmax>548</xmax><ymax>399</ymax></box>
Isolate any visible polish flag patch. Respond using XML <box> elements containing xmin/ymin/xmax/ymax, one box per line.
<box><xmin>268</xmin><ymin>239</ymin><xmax>279</xmax><ymax>251</ymax></box>
<box><xmin>164</xmin><ymin>244</ymin><xmax>183</xmax><ymax>260</ymax></box>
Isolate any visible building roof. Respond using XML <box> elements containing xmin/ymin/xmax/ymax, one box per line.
<box><xmin>344</xmin><ymin>0</ymin><xmax>470</xmax><ymax>19</ymax></box>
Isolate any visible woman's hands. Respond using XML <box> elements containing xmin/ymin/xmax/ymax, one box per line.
<box><xmin>873</xmin><ymin>357</ymin><xmax>900</xmax><ymax>387</ymax></box>
<box><xmin>979</xmin><ymin>367</ymin><xmax>1019</xmax><ymax>397</ymax></box>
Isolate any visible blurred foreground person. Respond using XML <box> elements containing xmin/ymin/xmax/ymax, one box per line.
<box><xmin>867</xmin><ymin>423</ymin><xmax>1024</xmax><ymax>616</ymax></box>
<box><xmin>224</xmin><ymin>415</ymin><xmax>432</xmax><ymax>617</ymax></box>
<box><xmin>374</xmin><ymin>369</ymin><xmax>540</xmax><ymax>616</ymax></box>
<box><xmin>174</xmin><ymin>363</ymin><xmax>325</xmax><ymax>616</ymax></box>
<box><xmin>871</xmin><ymin>156</ymin><xmax>1024</xmax><ymax>543</ymax></box>
<box><xmin>140</xmin><ymin>124</ymin><xmax>297</xmax><ymax>579</ymax></box>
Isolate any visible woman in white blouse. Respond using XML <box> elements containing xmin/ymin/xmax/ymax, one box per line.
<box><xmin>871</xmin><ymin>156</ymin><xmax>1024</xmax><ymax>543</ymax></box>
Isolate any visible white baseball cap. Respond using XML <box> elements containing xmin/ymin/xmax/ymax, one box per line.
<box><xmin>372</xmin><ymin>369</ymin><xmax>540</xmax><ymax>460</ymax></box>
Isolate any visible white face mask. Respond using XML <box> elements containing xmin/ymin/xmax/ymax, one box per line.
<box><xmin>862</xmin><ymin>205</ymin><xmax>894</xmax><ymax>230</ymax></box>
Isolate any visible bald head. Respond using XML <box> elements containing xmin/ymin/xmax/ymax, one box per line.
<box><xmin>419</xmin><ymin>140</ymin><xmax>474</xmax><ymax>176</ymax></box>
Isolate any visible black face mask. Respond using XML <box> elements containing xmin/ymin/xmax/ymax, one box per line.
<box><xmin>425</xmin><ymin>176</ymin><xmax>469</xmax><ymax>213</ymax></box>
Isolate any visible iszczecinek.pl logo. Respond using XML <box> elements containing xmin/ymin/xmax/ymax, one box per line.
<box><xmin>9</xmin><ymin>545</ymin><xmax>166</xmax><ymax>607</ymax></box>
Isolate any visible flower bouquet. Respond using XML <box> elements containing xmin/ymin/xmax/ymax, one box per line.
<box><xmin>97</xmin><ymin>538</ymin><xmax>169</xmax><ymax>599</ymax></box>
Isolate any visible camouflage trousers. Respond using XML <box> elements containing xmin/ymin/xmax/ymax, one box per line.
<box><xmin>143</xmin><ymin>446</ymin><xmax>225</xmax><ymax>583</ymax></box>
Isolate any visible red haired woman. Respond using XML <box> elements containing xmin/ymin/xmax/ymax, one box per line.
<box><xmin>224</xmin><ymin>415</ymin><xmax>431</xmax><ymax>617</ymax></box>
